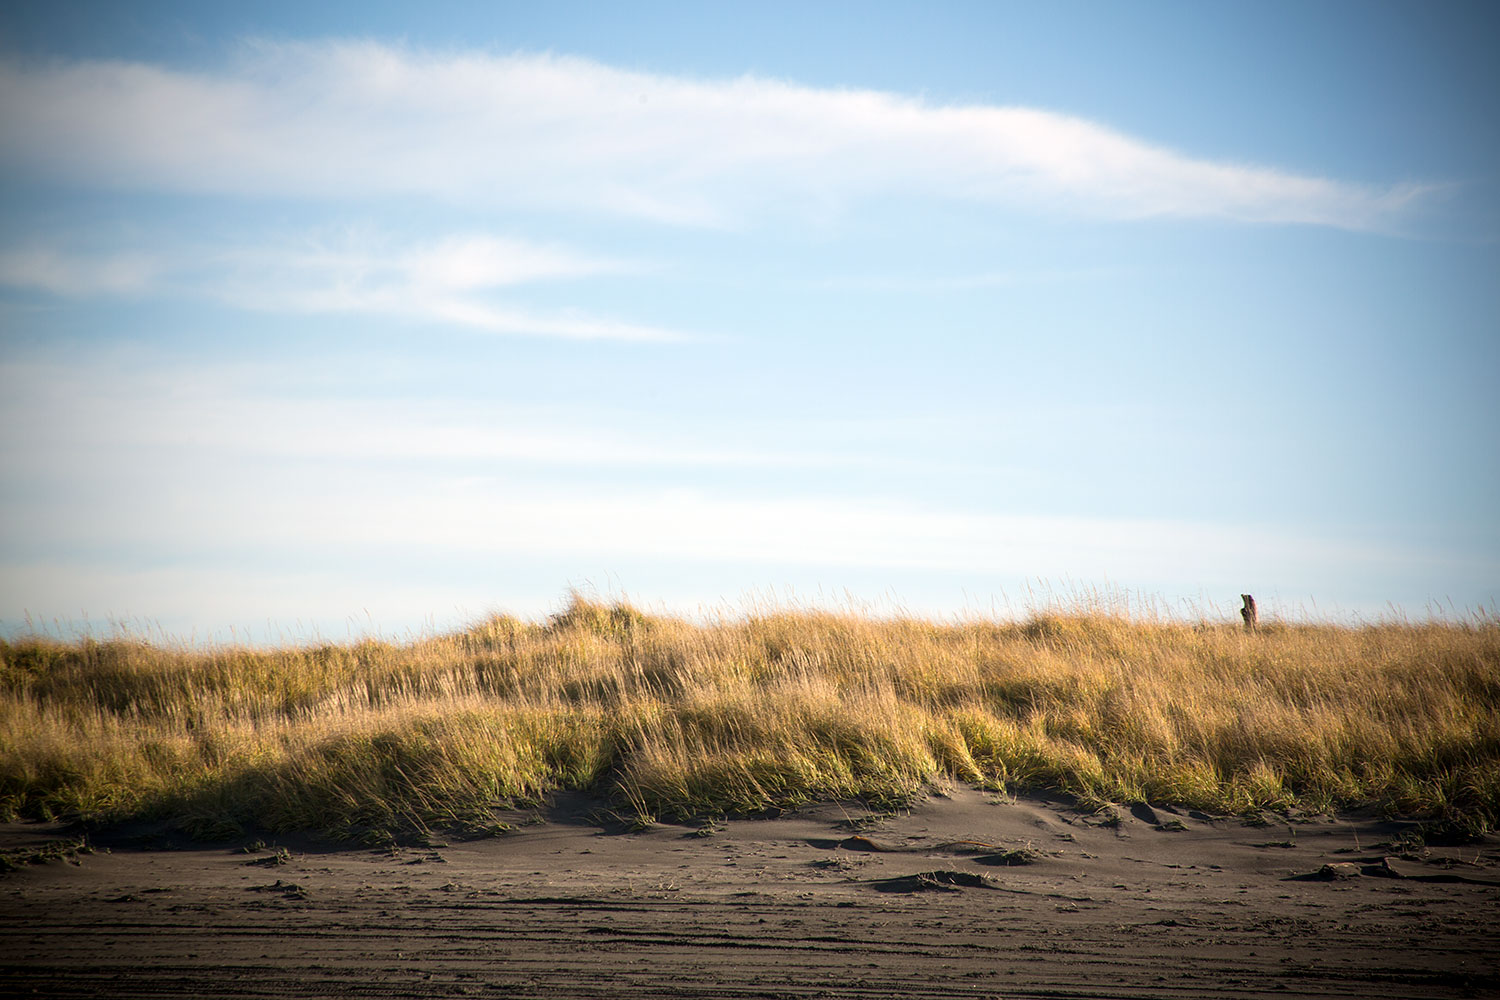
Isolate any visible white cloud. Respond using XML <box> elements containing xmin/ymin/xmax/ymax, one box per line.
<box><xmin>7</xmin><ymin>458</ymin><xmax>1467</xmax><ymax>599</ymax></box>
<box><xmin>232</xmin><ymin>232</ymin><xmax>630</xmax><ymax>295</ymax></box>
<box><xmin>5</xmin><ymin>358</ymin><xmax>1489</xmax><ymax>636</ymax></box>
<box><xmin>0</xmin><ymin>42</ymin><xmax>1427</xmax><ymax>231</ymax></box>
<box><xmin>4</xmin><ymin>359</ymin><xmax>1475</xmax><ymax>592</ymax></box>
<box><xmin>415</xmin><ymin>300</ymin><xmax>689</xmax><ymax>342</ymax></box>
<box><xmin>399</xmin><ymin>234</ymin><xmax>615</xmax><ymax>291</ymax></box>
<box><xmin>206</xmin><ymin>230</ymin><xmax>687</xmax><ymax>340</ymax></box>
<box><xmin>0</xmin><ymin>247</ymin><xmax>160</xmax><ymax>296</ymax></box>
<box><xmin>810</xmin><ymin>266</ymin><xmax>1122</xmax><ymax>292</ymax></box>
<box><xmin>0</xmin><ymin>230</ymin><xmax>689</xmax><ymax>341</ymax></box>
<box><xmin>0</xmin><ymin>359</ymin><xmax>834</xmax><ymax>469</ymax></box>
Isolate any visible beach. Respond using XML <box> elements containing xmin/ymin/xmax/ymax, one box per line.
<box><xmin>3</xmin><ymin>787</ymin><xmax>1495</xmax><ymax>999</ymax></box>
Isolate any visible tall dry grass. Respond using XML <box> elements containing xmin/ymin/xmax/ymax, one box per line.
<box><xmin>2</xmin><ymin>596</ymin><xmax>1497</xmax><ymax>841</ymax></box>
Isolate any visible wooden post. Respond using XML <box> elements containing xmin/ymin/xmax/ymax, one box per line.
<box><xmin>1240</xmin><ymin>594</ymin><xmax>1258</xmax><ymax>633</ymax></box>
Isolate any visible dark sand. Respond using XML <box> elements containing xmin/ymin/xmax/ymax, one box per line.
<box><xmin>3</xmin><ymin>788</ymin><xmax>1497</xmax><ymax>998</ymax></box>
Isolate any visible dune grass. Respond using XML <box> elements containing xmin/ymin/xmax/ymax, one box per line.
<box><xmin>2</xmin><ymin>596</ymin><xmax>1497</xmax><ymax>842</ymax></box>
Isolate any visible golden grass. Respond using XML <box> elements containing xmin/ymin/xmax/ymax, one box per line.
<box><xmin>2</xmin><ymin>596</ymin><xmax>1497</xmax><ymax>841</ymax></box>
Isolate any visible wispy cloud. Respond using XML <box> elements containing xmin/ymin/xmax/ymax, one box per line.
<box><xmin>0</xmin><ymin>247</ymin><xmax>161</xmax><ymax>296</ymax></box>
<box><xmin>4</xmin><ymin>360</ymin><xmax>1477</xmax><ymax>592</ymax></box>
<box><xmin>808</xmin><ymin>266</ymin><xmax>1124</xmax><ymax>292</ymax></box>
<box><xmin>0</xmin><ymin>359</ymin><xmax>833</xmax><ymax>469</ymax></box>
<box><xmin>7</xmin><ymin>457</ymin><xmax>1463</xmax><ymax>591</ymax></box>
<box><xmin>206</xmin><ymin>230</ymin><xmax>688</xmax><ymax>341</ymax></box>
<box><xmin>0</xmin><ymin>230</ymin><xmax>690</xmax><ymax>341</ymax></box>
<box><xmin>0</xmin><ymin>42</ymin><xmax>1428</xmax><ymax>231</ymax></box>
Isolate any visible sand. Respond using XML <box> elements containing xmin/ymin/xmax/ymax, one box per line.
<box><xmin>2</xmin><ymin>788</ymin><xmax>1497</xmax><ymax>998</ymax></box>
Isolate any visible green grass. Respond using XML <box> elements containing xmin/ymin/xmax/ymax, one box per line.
<box><xmin>2</xmin><ymin>596</ymin><xmax>1497</xmax><ymax>841</ymax></box>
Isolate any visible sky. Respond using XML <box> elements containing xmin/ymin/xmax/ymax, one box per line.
<box><xmin>1</xmin><ymin>1</ymin><xmax>1496</xmax><ymax>640</ymax></box>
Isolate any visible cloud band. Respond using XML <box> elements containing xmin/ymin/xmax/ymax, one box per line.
<box><xmin>0</xmin><ymin>42</ymin><xmax>1426</xmax><ymax>231</ymax></box>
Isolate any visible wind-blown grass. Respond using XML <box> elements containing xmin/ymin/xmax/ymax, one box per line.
<box><xmin>2</xmin><ymin>597</ymin><xmax>1497</xmax><ymax>841</ymax></box>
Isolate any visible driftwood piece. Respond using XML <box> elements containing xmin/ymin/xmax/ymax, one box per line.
<box><xmin>1240</xmin><ymin>594</ymin><xmax>1258</xmax><ymax>632</ymax></box>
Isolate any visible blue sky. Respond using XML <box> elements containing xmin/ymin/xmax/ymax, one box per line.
<box><xmin>1</xmin><ymin>1</ymin><xmax>1496</xmax><ymax>639</ymax></box>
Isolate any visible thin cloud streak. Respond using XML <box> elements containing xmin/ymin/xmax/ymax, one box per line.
<box><xmin>205</xmin><ymin>231</ymin><xmax>689</xmax><ymax>341</ymax></box>
<box><xmin>808</xmin><ymin>266</ymin><xmax>1124</xmax><ymax>292</ymax></box>
<box><xmin>7</xmin><ymin>468</ymin><xmax>1466</xmax><ymax>588</ymax></box>
<box><xmin>0</xmin><ymin>42</ymin><xmax>1428</xmax><ymax>231</ymax></box>
<box><xmin>0</xmin><ymin>360</ymin><xmax>840</xmax><ymax>470</ymax></box>
<box><xmin>0</xmin><ymin>231</ymin><xmax>691</xmax><ymax>341</ymax></box>
<box><xmin>0</xmin><ymin>247</ymin><xmax>161</xmax><ymax>296</ymax></box>
<box><xmin>2</xmin><ymin>358</ymin><xmax>1468</xmax><ymax>585</ymax></box>
<box><xmin>420</xmin><ymin>300</ymin><xmax>692</xmax><ymax>342</ymax></box>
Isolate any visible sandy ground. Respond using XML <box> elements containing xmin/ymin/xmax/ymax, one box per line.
<box><xmin>2</xmin><ymin>788</ymin><xmax>1497</xmax><ymax>999</ymax></box>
